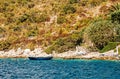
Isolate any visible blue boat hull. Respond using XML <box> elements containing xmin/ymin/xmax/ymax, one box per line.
<box><xmin>28</xmin><ymin>56</ymin><xmax>53</xmax><ymax>60</ymax></box>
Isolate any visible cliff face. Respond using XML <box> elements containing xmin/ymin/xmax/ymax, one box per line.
<box><xmin>0</xmin><ymin>0</ymin><xmax>120</xmax><ymax>53</ymax></box>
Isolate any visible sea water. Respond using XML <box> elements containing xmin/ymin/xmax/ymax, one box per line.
<box><xmin>0</xmin><ymin>58</ymin><xmax>120</xmax><ymax>79</ymax></box>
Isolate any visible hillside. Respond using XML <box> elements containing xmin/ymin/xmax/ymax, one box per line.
<box><xmin>0</xmin><ymin>0</ymin><xmax>120</xmax><ymax>53</ymax></box>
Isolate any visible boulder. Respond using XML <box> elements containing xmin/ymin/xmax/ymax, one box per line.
<box><xmin>23</xmin><ymin>49</ymin><xmax>31</xmax><ymax>57</ymax></box>
<box><xmin>16</xmin><ymin>48</ymin><xmax>23</xmax><ymax>55</ymax></box>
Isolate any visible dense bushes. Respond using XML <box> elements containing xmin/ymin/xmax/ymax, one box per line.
<box><xmin>109</xmin><ymin>3</ymin><xmax>120</xmax><ymax>41</ymax></box>
<box><xmin>0</xmin><ymin>0</ymin><xmax>119</xmax><ymax>53</ymax></box>
<box><xmin>82</xmin><ymin>4</ymin><xmax>120</xmax><ymax>53</ymax></box>
<box><xmin>18</xmin><ymin>12</ymin><xmax>50</xmax><ymax>23</ymax></box>
<box><xmin>110</xmin><ymin>3</ymin><xmax>120</xmax><ymax>23</ymax></box>
<box><xmin>63</xmin><ymin>5</ymin><xmax>76</xmax><ymax>14</ymax></box>
<box><xmin>86</xmin><ymin>20</ymin><xmax>120</xmax><ymax>50</ymax></box>
<box><xmin>45</xmin><ymin>31</ymin><xmax>84</xmax><ymax>53</ymax></box>
<box><xmin>111</xmin><ymin>10</ymin><xmax>120</xmax><ymax>23</ymax></box>
<box><xmin>110</xmin><ymin>3</ymin><xmax>120</xmax><ymax>12</ymax></box>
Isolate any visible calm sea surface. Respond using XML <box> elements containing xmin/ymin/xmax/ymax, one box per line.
<box><xmin>0</xmin><ymin>58</ymin><xmax>120</xmax><ymax>79</ymax></box>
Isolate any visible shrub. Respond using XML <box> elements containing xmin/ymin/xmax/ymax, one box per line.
<box><xmin>18</xmin><ymin>12</ymin><xmax>49</xmax><ymax>23</ymax></box>
<box><xmin>63</xmin><ymin>5</ymin><xmax>76</xmax><ymax>14</ymax></box>
<box><xmin>36</xmin><ymin>14</ymin><xmax>50</xmax><ymax>22</ymax></box>
<box><xmin>0</xmin><ymin>27</ymin><xmax>5</xmax><ymax>33</ymax></box>
<box><xmin>69</xmin><ymin>0</ymin><xmax>79</xmax><ymax>4</ymax></box>
<box><xmin>17</xmin><ymin>0</ymin><xmax>32</xmax><ymax>6</ymax></box>
<box><xmin>115</xmin><ymin>22</ymin><xmax>120</xmax><ymax>41</ymax></box>
<box><xmin>55</xmin><ymin>38</ymin><xmax>65</xmax><ymax>46</ymax></box>
<box><xmin>44</xmin><ymin>46</ymin><xmax>54</xmax><ymax>54</ymax></box>
<box><xmin>10</xmin><ymin>26</ymin><xmax>21</xmax><ymax>32</ymax></box>
<box><xmin>18</xmin><ymin>14</ymin><xmax>29</xmax><ymax>23</ymax></box>
<box><xmin>0</xmin><ymin>41</ymin><xmax>11</xmax><ymax>50</ymax></box>
<box><xmin>111</xmin><ymin>10</ymin><xmax>120</xmax><ymax>23</ymax></box>
<box><xmin>88</xmin><ymin>0</ymin><xmax>107</xmax><ymax>7</ymax></box>
<box><xmin>118</xmin><ymin>48</ymin><xmax>120</xmax><ymax>54</ymax></box>
<box><xmin>27</xmin><ymin>30</ymin><xmax>38</xmax><ymax>37</ymax></box>
<box><xmin>87</xmin><ymin>46</ymin><xmax>98</xmax><ymax>52</ymax></box>
<box><xmin>110</xmin><ymin>3</ymin><xmax>120</xmax><ymax>23</ymax></box>
<box><xmin>86</xmin><ymin>20</ymin><xmax>119</xmax><ymax>50</ymax></box>
<box><xmin>115</xmin><ymin>36</ymin><xmax>120</xmax><ymax>42</ymax></box>
<box><xmin>69</xmin><ymin>32</ymin><xmax>83</xmax><ymax>45</ymax></box>
<box><xmin>109</xmin><ymin>3</ymin><xmax>120</xmax><ymax>12</ymax></box>
<box><xmin>28</xmin><ymin>3</ymin><xmax>35</xmax><ymax>8</ymax></box>
<box><xmin>45</xmin><ymin>31</ymin><xmax>84</xmax><ymax>53</ymax></box>
<box><xmin>80</xmin><ymin>0</ymin><xmax>88</xmax><ymax>6</ymax></box>
<box><xmin>57</xmin><ymin>16</ymin><xmax>66</xmax><ymax>24</ymax></box>
<box><xmin>100</xmin><ymin>42</ymin><xmax>119</xmax><ymax>53</ymax></box>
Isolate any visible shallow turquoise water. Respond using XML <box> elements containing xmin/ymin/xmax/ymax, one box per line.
<box><xmin>0</xmin><ymin>59</ymin><xmax>120</xmax><ymax>79</ymax></box>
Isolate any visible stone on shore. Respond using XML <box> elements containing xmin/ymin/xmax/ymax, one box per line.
<box><xmin>0</xmin><ymin>46</ymin><xmax>119</xmax><ymax>60</ymax></box>
<box><xmin>16</xmin><ymin>48</ymin><xmax>23</xmax><ymax>55</ymax></box>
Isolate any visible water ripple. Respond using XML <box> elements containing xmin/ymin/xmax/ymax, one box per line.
<box><xmin>0</xmin><ymin>59</ymin><xmax>120</xmax><ymax>79</ymax></box>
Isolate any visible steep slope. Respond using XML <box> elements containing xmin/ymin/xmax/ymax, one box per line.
<box><xmin>0</xmin><ymin>0</ymin><xmax>119</xmax><ymax>53</ymax></box>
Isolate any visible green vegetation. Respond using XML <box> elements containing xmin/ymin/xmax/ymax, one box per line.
<box><xmin>45</xmin><ymin>31</ymin><xmax>84</xmax><ymax>53</ymax></box>
<box><xmin>0</xmin><ymin>0</ymin><xmax>120</xmax><ymax>53</ymax></box>
<box><xmin>110</xmin><ymin>3</ymin><xmax>120</xmax><ymax>23</ymax></box>
<box><xmin>27</xmin><ymin>30</ymin><xmax>38</xmax><ymax>37</ymax></box>
<box><xmin>69</xmin><ymin>0</ymin><xmax>79</xmax><ymax>4</ymax></box>
<box><xmin>118</xmin><ymin>48</ymin><xmax>120</xmax><ymax>54</ymax></box>
<box><xmin>88</xmin><ymin>0</ymin><xmax>107</xmax><ymax>7</ymax></box>
<box><xmin>86</xmin><ymin>20</ymin><xmax>119</xmax><ymax>49</ymax></box>
<box><xmin>63</xmin><ymin>5</ymin><xmax>76</xmax><ymax>14</ymax></box>
<box><xmin>100</xmin><ymin>42</ymin><xmax>119</xmax><ymax>53</ymax></box>
<box><xmin>57</xmin><ymin>16</ymin><xmax>66</xmax><ymax>24</ymax></box>
<box><xmin>84</xmin><ymin>2</ymin><xmax>120</xmax><ymax>53</ymax></box>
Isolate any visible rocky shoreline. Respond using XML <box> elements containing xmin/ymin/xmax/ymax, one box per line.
<box><xmin>0</xmin><ymin>47</ymin><xmax>120</xmax><ymax>60</ymax></box>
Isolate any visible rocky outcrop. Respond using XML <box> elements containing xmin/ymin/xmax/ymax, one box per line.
<box><xmin>0</xmin><ymin>46</ymin><xmax>119</xmax><ymax>60</ymax></box>
<box><xmin>52</xmin><ymin>46</ymin><xmax>120</xmax><ymax>60</ymax></box>
<box><xmin>0</xmin><ymin>48</ymin><xmax>50</xmax><ymax>58</ymax></box>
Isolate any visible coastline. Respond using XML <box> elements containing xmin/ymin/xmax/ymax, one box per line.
<box><xmin>0</xmin><ymin>47</ymin><xmax>119</xmax><ymax>60</ymax></box>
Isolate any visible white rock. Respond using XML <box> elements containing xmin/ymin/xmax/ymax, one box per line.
<box><xmin>16</xmin><ymin>48</ymin><xmax>23</xmax><ymax>55</ymax></box>
<box><xmin>0</xmin><ymin>51</ymin><xmax>4</xmax><ymax>57</ymax></box>
<box><xmin>0</xmin><ymin>51</ymin><xmax>4</xmax><ymax>54</ymax></box>
<box><xmin>75</xmin><ymin>46</ymin><xmax>87</xmax><ymax>55</ymax></box>
<box><xmin>8</xmin><ymin>49</ymin><xmax>16</xmax><ymax>56</ymax></box>
<box><xmin>23</xmin><ymin>49</ymin><xmax>31</xmax><ymax>57</ymax></box>
<box><xmin>24</xmin><ymin>49</ymin><xmax>31</xmax><ymax>53</ymax></box>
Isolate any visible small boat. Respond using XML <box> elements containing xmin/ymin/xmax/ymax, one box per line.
<box><xmin>28</xmin><ymin>56</ymin><xmax>53</xmax><ymax>60</ymax></box>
